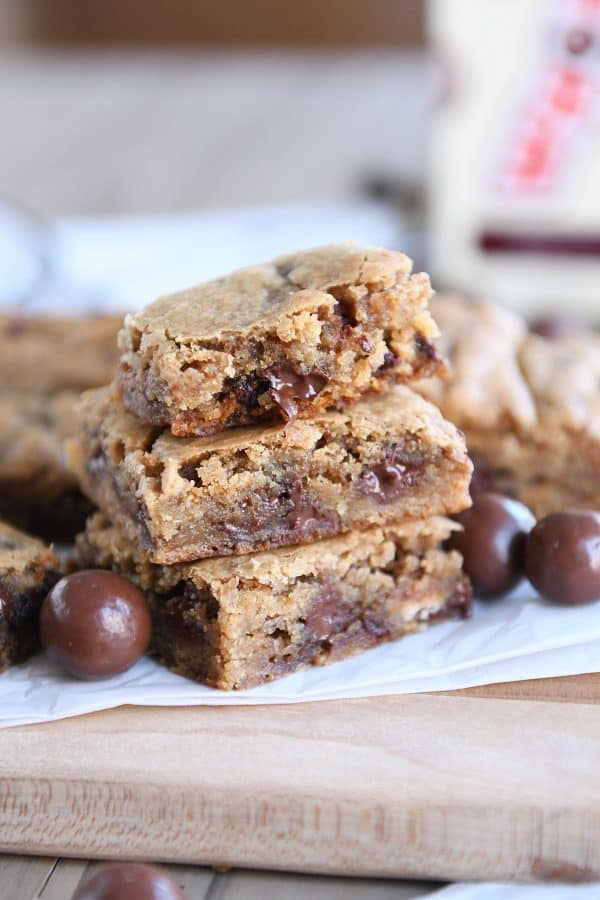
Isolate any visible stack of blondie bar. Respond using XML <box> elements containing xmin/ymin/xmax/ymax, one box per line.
<box><xmin>72</xmin><ymin>244</ymin><xmax>474</xmax><ymax>689</ymax></box>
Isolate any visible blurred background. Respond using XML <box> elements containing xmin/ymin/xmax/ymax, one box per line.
<box><xmin>0</xmin><ymin>0</ymin><xmax>424</xmax><ymax>215</ymax></box>
<box><xmin>0</xmin><ymin>0</ymin><xmax>598</xmax><ymax>317</ymax></box>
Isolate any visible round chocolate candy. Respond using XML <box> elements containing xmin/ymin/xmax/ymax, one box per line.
<box><xmin>73</xmin><ymin>862</ymin><xmax>184</xmax><ymax>900</ymax></box>
<box><xmin>524</xmin><ymin>510</ymin><xmax>600</xmax><ymax>605</ymax></box>
<box><xmin>447</xmin><ymin>492</ymin><xmax>536</xmax><ymax>598</ymax></box>
<box><xmin>40</xmin><ymin>570</ymin><xmax>151</xmax><ymax>679</ymax></box>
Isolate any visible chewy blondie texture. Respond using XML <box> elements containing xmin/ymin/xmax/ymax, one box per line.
<box><xmin>416</xmin><ymin>295</ymin><xmax>600</xmax><ymax>518</ymax></box>
<box><xmin>77</xmin><ymin>513</ymin><xmax>471</xmax><ymax>690</ymax></box>
<box><xmin>0</xmin><ymin>519</ymin><xmax>60</xmax><ymax>672</ymax></box>
<box><xmin>0</xmin><ymin>313</ymin><xmax>122</xmax><ymax>392</ymax></box>
<box><xmin>0</xmin><ymin>390</ymin><xmax>95</xmax><ymax>541</ymax></box>
<box><xmin>71</xmin><ymin>384</ymin><xmax>472</xmax><ymax>564</ymax></box>
<box><xmin>117</xmin><ymin>243</ymin><xmax>446</xmax><ymax>436</ymax></box>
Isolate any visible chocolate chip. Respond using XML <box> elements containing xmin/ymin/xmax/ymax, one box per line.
<box><xmin>358</xmin><ymin>448</ymin><xmax>424</xmax><ymax>503</ymax></box>
<box><xmin>178</xmin><ymin>463</ymin><xmax>202</xmax><ymax>486</ymax></box>
<box><xmin>266</xmin><ymin>364</ymin><xmax>329</xmax><ymax>421</ymax></box>
<box><xmin>229</xmin><ymin>373</ymin><xmax>270</xmax><ymax>412</ymax></box>
<box><xmin>72</xmin><ymin>862</ymin><xmax>184</xmax><ymax>900</ymax></box>
<box><xmin>360</xmin><ymin>612</ymin><xmax>390</xmax><ymax>639</ymax></box>
<box><xmin>428</xmin><ymin>579</ymin><xmax>473</xmax><ymax>621</ymax></box>
<box><xmin>524</xmin><ymin>510</ymin><xmax>600</xmax><ymax>605</ymax></box>
<box><xmin>447</xmin><ymin>492</ymin><xmax>536</xmax><ymax>598</ymax></box>
<box><xmin>40</xmin><ymin>570</ymin><xmax>151</xmax><ymax>679</ymax></box>
<box><xmin>381</xmin><ymin>349</ymin><xmax>396</xmax><ymax>369</ymax></box>
<box><xmin>415</xmin><ymin>333</ymin><xmax>440</xmax><ymax>361</ymax></box>
<box><xmin>162</xmin><ymin>586</ymin><xmax>218</xmax><ymax>635</ymax></box>
<box><xmin>283</xmin><ymin>479</ymin><xmax>320</xmax><ymax>529</ymax></box>
<box><xmin>305</xmin><ymin>583</ymin><xmax>353</xmax><ymax>640</ymax></box>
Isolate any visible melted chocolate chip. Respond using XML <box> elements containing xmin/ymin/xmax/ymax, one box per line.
<box><xmin>283</xmin><ymin>479</ymin><xmax>320</xmax><ymax>529</ymax></box>
<box><xmin>178</xmin><ymin>463</ymin><xmax>202</xmax><ymax>486</ymax></box>
<box><xmin>305</xmin><ymin>583</ymin><xmax>353</xmax><ymax>640</ymax></box>
<box><xmin>428</xmin><ymin>580</ymin><xmax>473</xmax><ymax>621</ymax></box>
<box><xmin>359</xmin><ymin>448</ymin><xmax>425</xmax><ymax>503</ymax></box>
<box><xmin>266</xmin><ymin>364</ymin><xmax>329</xmax><ymax>421</ymax></box>
<box><xmin>162</xmin><ymin>586</ymin><xmax>218</xmax><ymax>636</ymax></box>
<box><xmin>415</xmin><ymin>333</ymin><xmax>440</xmax><ymax>361</ymax></box>
<box><xmin>360</xmin><ymin>612</ymin><xmax>390</xmax><ymax>639</ymax></box>
<box><xmin>381</xmin><ymin>349</ymin><xmax>396</xmax><ymax>369</ymax></box>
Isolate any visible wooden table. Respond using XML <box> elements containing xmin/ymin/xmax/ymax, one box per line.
<box><xmin>0</xmin><ymin>857</ymin><xmax>441</xmax><ymax>899</ymax></box>
<box><xmin>3</xmin><ymin>674</ymin><xmax>600</xmax><ymax>898</ymax></box>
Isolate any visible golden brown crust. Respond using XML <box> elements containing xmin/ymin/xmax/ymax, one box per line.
<box><xmin>70</xmin><ymin>383</ymin><xmax>472</xmax><ymax>564</ymax></box>
<box><xmin>77</xmin><ymin>514</ymin><xmax>471</xmax><ymax>690</ymax></box>
<box><xmin>117</xmin><ymin>243</ymin><xmax>445</xmax><ymax>435</ymax></box>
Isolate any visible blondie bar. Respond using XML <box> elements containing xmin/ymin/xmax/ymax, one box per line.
<box><xmin>77</xmin><ymin>513</ymin><xmax>471</xmax><ymax>689</ymax></box>
<box><xmin>0</xmin><ymin>390</ymin><xmax>95</xmax><ymax>541</ymax></box>
<box><xmin>417</xmin><ymin>295</ymin><xmax>600</xmax><ymax>517</ymax></box>
<box><xmin>70</xmin><ymin>384</ymin><xmax>472</xmax><ymax>564</ymax></box>
<box><xmin>0</xmin><ymin>519</ymin><xmax>60</xmax><ymax>672</ymax></box>
<box><xmin>117</xmin><ymin>243</ymin><xmax>446</xmax><ymax>436</ymax></box>
<box><xmin>0</xmin><ymin>313</ymin><xmax>121</xmax><ymax>392</ymax></box>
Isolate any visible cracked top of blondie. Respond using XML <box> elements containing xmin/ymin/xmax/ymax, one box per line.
<box><xmin>117</xmin><ymin>243</ymin><xmax>446</xmax><ymax>436</ymax></box>
<box><xmin>121</xmin><ymin>243</ymin><xmax>431</xmax><ymax>340</ymax></box>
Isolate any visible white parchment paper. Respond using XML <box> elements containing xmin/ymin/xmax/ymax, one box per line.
<box><xmin>2</xmin><ymin>585</ymin><xmax>599</xmax><ymax>729</ymax></box>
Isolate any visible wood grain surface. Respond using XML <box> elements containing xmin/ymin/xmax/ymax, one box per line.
<box><xmin>1</xmin><ymin>677</ymin><xmax>599</xmax><ymax>884</ymax></box>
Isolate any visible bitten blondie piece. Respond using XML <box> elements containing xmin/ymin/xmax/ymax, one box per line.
<box><xmin>0</xmin><ymin>390</ymin><xmax>95</xmax><ymax>541</ymax></box>
<box><xmin>0</xmin><ymin>313</ymin><xmax>122</xmax><ymax>392</ymax></box>
<box><xmin>0</xmin><ymin>519</ymin><xmax>60</xmax><ymax>671</ymax></box>
<box><xmin>117</xmin><ymin>243</ymin><xmax>446</xmax><ymax>436</ymax></box>
<box><xmin>77</xmin><ymin>513</ymin><xmax>471</xmax><ymax>690</ymax></box>
<box><xmin>416</xmin><ymin>295</ymin><xmax>600</xmax><ymax>517</ymax></box>
<box><xmin>70</xmin><ymin>384</ymin><xmax>472</xmax><ymax>564</ymax></box>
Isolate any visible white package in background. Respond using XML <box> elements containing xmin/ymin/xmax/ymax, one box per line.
<box><xmin>428</xmin><ymin>0</ymin><xmax>600</xmax><ymax>318</ymax></box>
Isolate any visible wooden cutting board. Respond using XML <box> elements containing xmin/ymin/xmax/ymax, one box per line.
<box><xmin>0</xmin><ymin>675</ymin><xmax>599</xmax><ymax>884</ymax></box>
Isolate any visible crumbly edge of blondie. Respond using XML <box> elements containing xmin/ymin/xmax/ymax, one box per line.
<box><xmin>70</xmin><ymin>385</ymin><xmax>472</xmax><ymax>563</ymax></box>
<box><xmin>0</xmin><ymin>520</ymin><xmax>61</xmax><ymax>671</ymax></box>
<box><xmin>118</xmin><ymin>243</ymin><xmax>445</xmax><ymax>435</ymax></box>
<box><xmin>76</xmin><ymin>513</ymin><xmax>471</xmax><ymax>689</ymax></box>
